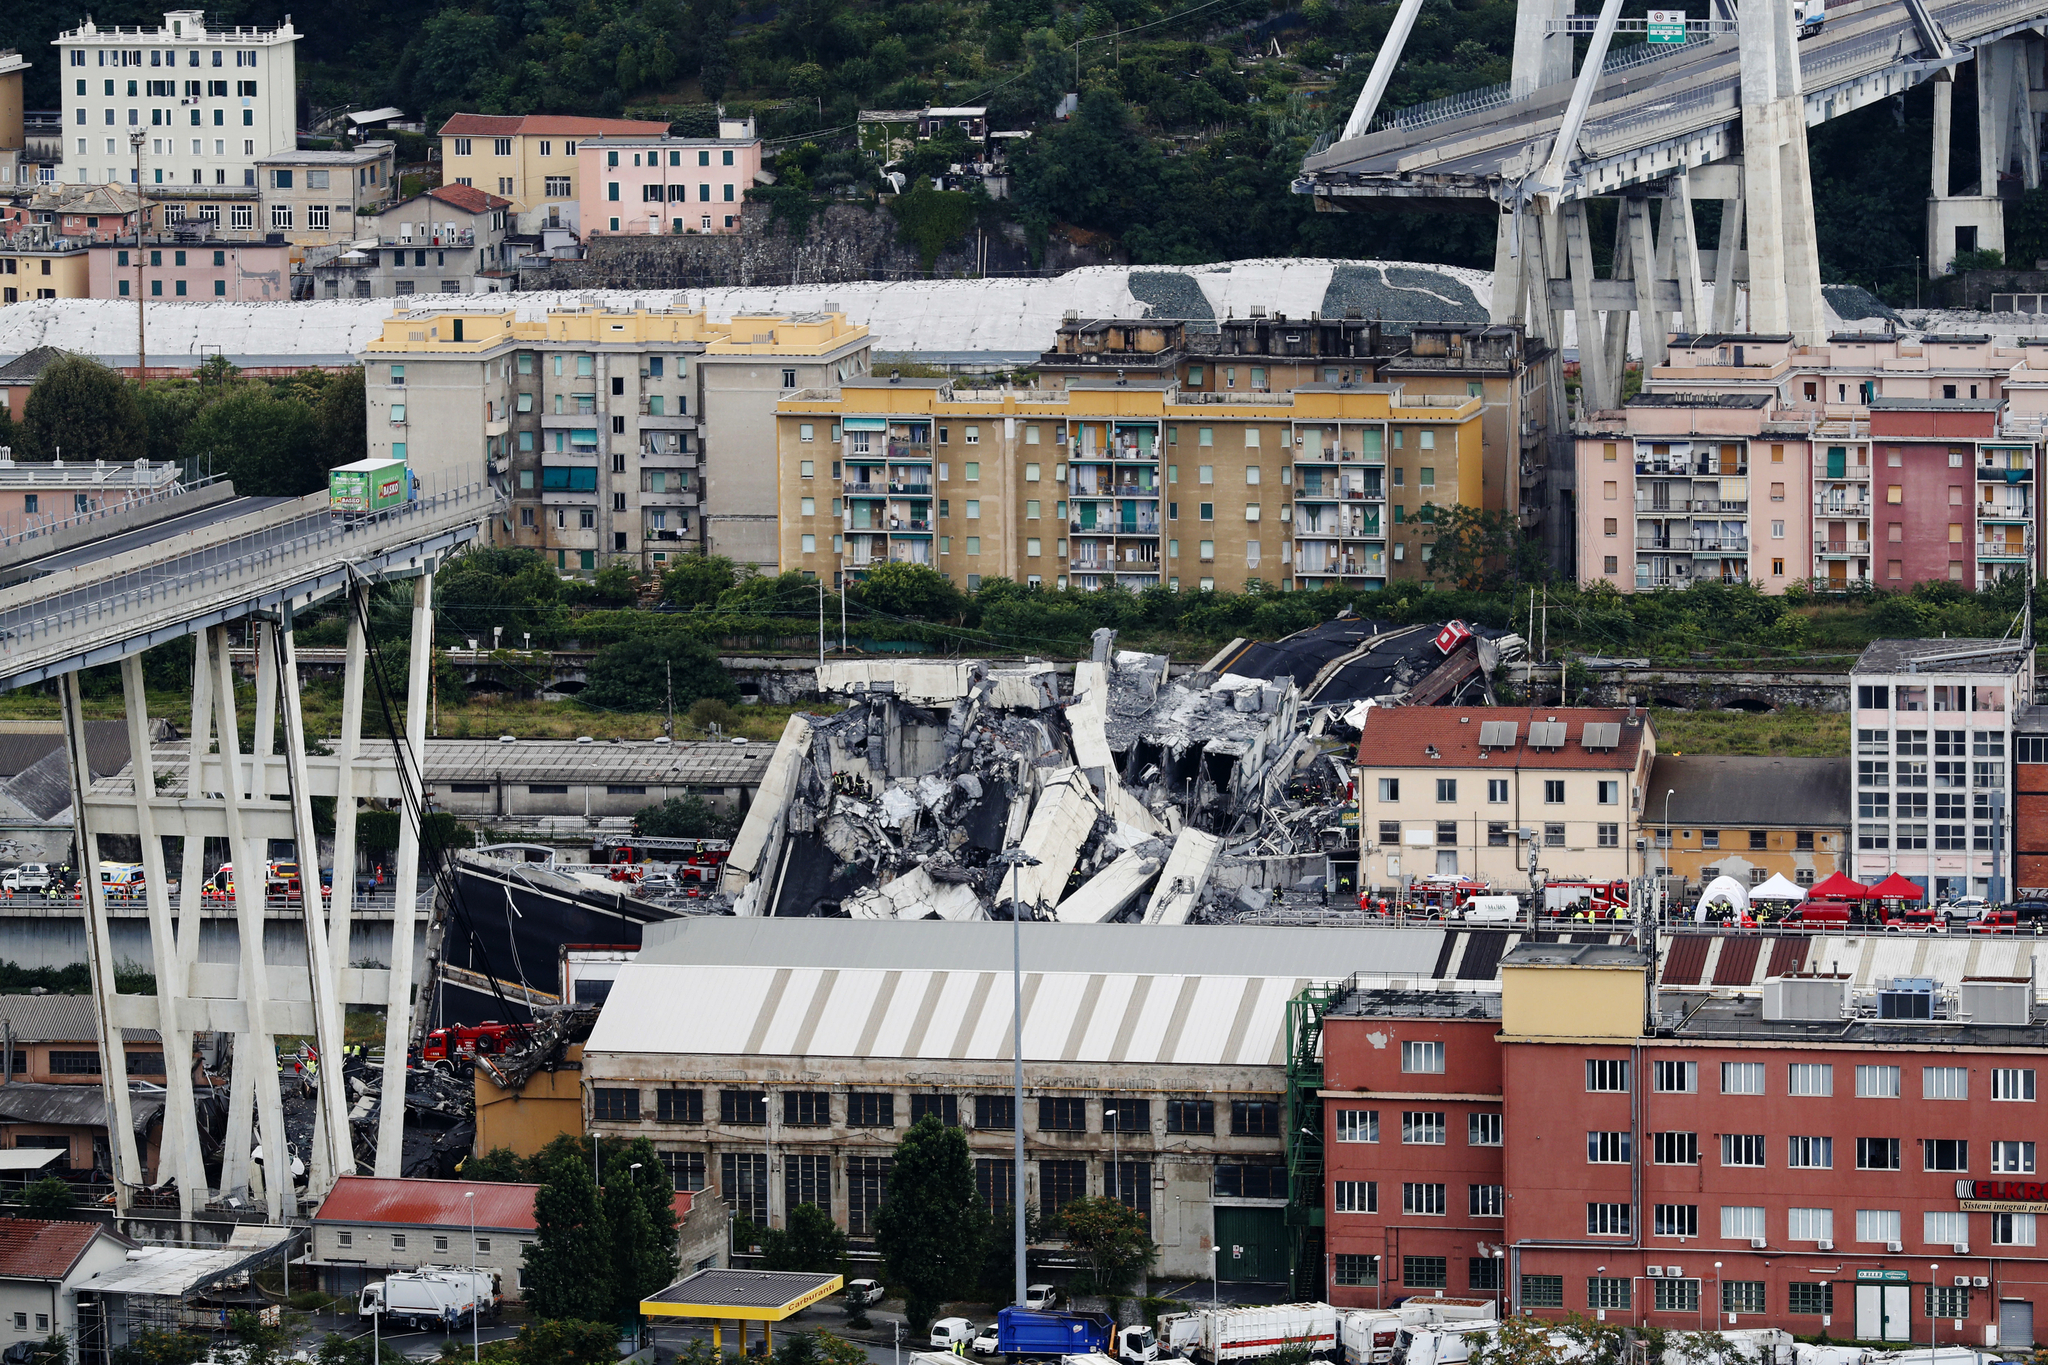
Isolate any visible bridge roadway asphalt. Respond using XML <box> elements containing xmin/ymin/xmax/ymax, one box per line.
<box><xmin>2</xmin><ymin>494</ymin><xmax>294</xmax><ymax>581</ymax></box>
<box><xmin>1303</xmin><ymin>0</ymin><xmax>2015</xmax><ymax>183</ymax></box>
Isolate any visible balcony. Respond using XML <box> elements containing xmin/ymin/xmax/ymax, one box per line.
<box><xmin>887</xmin><ymin>482</ymin><xmax>932</xmax><ymax>496</ymax></box>
<box><xmin>1297</xmin><ymin>446</ymin><xmax>1384</xmax><ymax>465</ymax></box>
<box><xmin>887</xmin><ymin>519</ymin><xmax>932</xmax><ymax>533</ymax></box>
<box><xmin>1071</xmin><ymin>521</ymin><xmax>1161</xmax><ymax>537</ymax></box>
<box><xmin>1979</xmin><ymin>505</ymin><xmax>2031</xmax><ymax>523</ymax></box>
<box><xmin>1814</xmin><ymin>498</ymin><xmax>1871</xmax><ymax>517</ymax></box>
<box><xmin>1978</xmin><ymin>542</ymin><xmax>2029</xmax><ymax>560</ymax></box>
<box><xmin>1815</xmin><ymin>541</ymin><xmax>1872</xmax><ymax>557</ymax></box>
<box><xmin>843</xmin><ymin>481</ymin><xmax>887</xmax><ymax>496</ymax></box>
<box><xmin>1979</xmin><ymin>457</ymin><xmax>2034</xmax><ymax>482</ymax></box>
<box><xmin>1637</xmin><ymin>459</ymin><xmax>1747</xmax><ymax>477</ymax></box>
<box><xmin>1636</xmin><ymin>538</ymin><xmax>1752</xmax><ymax>554</ymax></box>
<box><xmin>1635</xmin><ymin>498</ymin><xmax>1695</xmax><ymax>515</ymax></box>
<box><xmin>888</xmin><ymin>443</ymin><xmax>932</xmax><ymax>461</ymax></box>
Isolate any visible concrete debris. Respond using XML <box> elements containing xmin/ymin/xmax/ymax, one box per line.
<box><xmin>718</xmin><ymin>614</ymin><xmax>1503</xmax><ymax>923</ymax></box>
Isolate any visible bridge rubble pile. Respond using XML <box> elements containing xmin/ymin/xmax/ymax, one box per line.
<box><xmin>718</xmin><ymin>628</ymin><xmax>1370</xmax><ymax>921</ymax></box>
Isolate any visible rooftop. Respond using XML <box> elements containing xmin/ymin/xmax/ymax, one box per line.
<box><xmin>1669</xmin><ymin>991</ymin><xmax>2048</xmax><ymax>1047</ymax></box>
<box><xmin>1852</xmin><ymin>637</ymin><xmax>2031</xmax><ymax>675</ymax></box>
<box><xmin>0</xmin><ymin>992</ymin><xmax>157</xmax><ymax>1043</ymax></box>
<box><xmin>0</xmin><ymin>1219</ymin><xmax>126</xmax><ymax>1282</ymax></box>
<box><xmin>1501</xmin><ymin>942</ymin><xmax>1650</xmax><ymax>969</ymax></box>
<box><xmin>437</xmin><ymin>115</ymin><xmax>670</xmax><ymax>139</ymax></box>
<box><xmin>312</xmin><ymin>1176</ymin><xmax>538</xmax><ymax>1232</ymax></box>
<box><xmin>1327</xmin><ymin>986</ymin><xmax>1504</xmax><ymax>1021</ymax></box>
<box><xmin>643</xmin><ymin>1268</ymin><xmax>843</xmax><ymax>1316</ymax></box>
<box><xmin>1645</xmin><ymin>753</ymin><xmax>1849</xmax><ymax>829</ymax></box>
<box><xmin>1627</xmin><ymin>392</ymin><xmax>1773</xmax><ymax>409</ymax></box>
<box><xmin>1868</xmin><ymin>396</ymin><xmax>2004</xmax><ymax>411</ymax></box>
<box><xmin>1354</xmin><ymin>706</ymin><xmax>1650</xmax><ymax>770</ymax></box>
<box><xmin>1669</xmin><ymin>333</ymin><xmax>1795</xmax><ymax>346</ymax></box>
<box><xmin>255</xmin><ymin>143</ymin><xmax>395</xmax><ymax>166</ymax></box>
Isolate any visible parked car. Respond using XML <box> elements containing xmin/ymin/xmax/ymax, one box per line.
<box><xmin>1024</xmin><ymin>1284</ymin><xmax>1063</xmax><ymax>1312</ymax></box>
<box><xmin>845</xmin><ymin>1279</ymin><xmax>885</xmax><ymax>1311</ymax></box>
<box><xmin>932</xmin><ymin>1318</ymin><xmax>977</xmax><ymax>1350</ymax></box>
<box><xmin>972</xmin><ymin>1325</ymin><xmax>1002</xmax><ymax>1356</ymax></box>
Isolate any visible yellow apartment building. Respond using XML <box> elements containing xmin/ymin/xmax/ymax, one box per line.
<box><xmin>362</xmin><ymin>304</ymin><xmax>870</xmax><ymax>576</ymax></box>
<box><xmin>772</xmin><ymin>379</ymin><xmax>1483</xmax><ymax>591</ymax></box>
<box><xmin>437</xmin><ymin>114</ymin><xmax>669</xmax><ymax>232</ymax></box>
<box><xmin>0</xmin><ymin>245</ymin><xmax>89</xmax><ymax>302</ymax></box>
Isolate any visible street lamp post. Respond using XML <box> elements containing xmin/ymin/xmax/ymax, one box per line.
<box><xmin>992</xmin><ymin>846</ymin><xmax>1041</xmax><ymax>1308</ymax></box>
<box><xmin>1714</xmin><ymin>1262</ymin><xmax>1722</xmax><ymax>1328</ymax></box>
<box><xmin>128</xmin><ymin>131</ymin><xmax>145</xmax><ymax>375</ymax></box>
<box><xmin>465</xmin><ymin>1190</ymin><xmax>478</xmax><ymax>1364</ymax></box>
<box><xmin>1929</xmin><ymin>1264</ymin><xmax>1939</xmax><ymax>1364</ymax></box>
<box><xmin>1662</xmin><ymin>788</ymin><xmax>1676</xmax><ymax>922</ymax></box>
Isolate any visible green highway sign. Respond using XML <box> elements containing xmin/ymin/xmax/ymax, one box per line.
<box><xmin>1647</xmin><ymin>10</ymin><xmax>1687</xmax><ymax>41</ymax></box>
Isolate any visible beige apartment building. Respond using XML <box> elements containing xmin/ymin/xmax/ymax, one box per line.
<box><xmin>437</xmin><ymin>114</ymin><xmax>668</xmax><ymax>232</ymax></box>
<box><xmin>1352</xmin><ymin>705</ymin><xmax>1659</xmax><ymax>892</ymax></box>
<box><xmin>771</xmin><ymin>379</ymin><xmax>1482</xmax><ymax>591</ymax></box>
<box><xmin>361</xmin><ymin>304</ymin><xmax>872</xmax><ymax>577</ymax></box>
<box><xmin>252</xmin><ymin>141</ymin><xmax>394</xmax><ymax>245</ymax></box>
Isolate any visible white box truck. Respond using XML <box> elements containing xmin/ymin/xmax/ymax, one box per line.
<box><xmin>1159</xmin><ymin>1303</ymin><xmax>1338</xmax><ymax>1363</ymax></box>
<box><xmin>1341</xmin><ymin>1299</ymin><xmax>1497</xmax><ymax>1365</ymax></box>
<box><xmin>359</xmin><ymin>1269</ymin><xmax>499</xmax><ymax>1330</ymax></box>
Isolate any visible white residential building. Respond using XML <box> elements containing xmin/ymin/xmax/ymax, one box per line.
<box><xmin>54</xmin><ymin>8</ymin><xmax>297</xmax><ymax>221</ymax></box>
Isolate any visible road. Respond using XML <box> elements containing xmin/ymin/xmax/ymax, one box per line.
<box><xmin>2</xmin><ymin>495</ymin><xmax>294</xmax><ymax>582</ymax></box>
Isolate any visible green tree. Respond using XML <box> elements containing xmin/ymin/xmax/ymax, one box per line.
<box><xmin>524</xmin><ymin>1137</ymin><xmax>615</xmax><ymax>1321</ymax></box>
<box><xmin>1417</xmin><ymin>502</ymin><xmax>1549</xmax><ymax>590</ymax></box>
<box><xmin>660</xmin><ymin>554</ymin><xmax>741</xmax><ymax>607</ymax></box>
<box><xmin>873</xmin><ymin>1115</ymin><xmax>988</xmax><ymax>1332</ymax></box>
<box><xmin>179</xmin><ymin>386</ymin><xmax>324</xmax><ymax>496</ymax></box>
<box><xmin>631</xmin><ymin>795</ymin><xmax>733</xmax><ymax>839</ymax></box>
<box><xmin>136</xmin><ymin>381</ymin><xmax>209</xmax><ymax>469</ymax></box>
<box><xmin>314</xmin><ymin>1334</ymin><xmax>374</xmax><ymax>1365</ymax></box>
<box><xmin>316</xmin><ymin>367</ymin><xmax>369</xmax><ymax>471</ymax></box>
<box><xmin>111</xmin><ymin>1331</ymin><xmax>210</xmax><ymax>1365</ymax></box>
<box><xmin>581</xmin><ymin>637</ymin><xmax>739</xmax><ymax>712</ymax></box>
<box><xmin>20</xmin><ymin>1177</ymin><xmax>75</xmax><ymax>1213</ymax></box>
<box><xmin>753</xmin><ymin>1201</ymin><xmax>848</xmax><ymax>1274</ymax></box>
<box><xmin>461</xmin><ymin>1146</ymin><xmax>532</xmax><ymax>1182</ymax></box>
<box><xmin>505</xmin><ymin>1319</ymin><xmax>621</xmax><ymax>1365</ymax></box>
<box><xmin>18</xmin><ymin>356</ymin><xmax>146</xmax><ymax>464</ymax></box>
<box><xmin>602</xmin><ymin>1140</ymin><xmax>678</xmax><ymax>1321</ymax></box>
<box><xmin>1054</xmin><ymin>1196</ymin><xmax>1154</xmax><ymax>1294</ymax></box>
<box><xmin>851</xmin><ymin>561</ymin><xmax>966</xmax><ymax>622</ymax></box>
<box><xmin>432</xmin><ymin>546</ymin><xmax>569</xmax><ymax>648</ymax></box>
<box><xmin>888</xmin><ymin>184</ymin><xmax>984</xmax><ymax>270</ymax></box>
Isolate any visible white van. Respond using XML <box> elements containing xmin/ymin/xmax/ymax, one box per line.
<box><xmin>1458</xmin><ymin>895</ymin><xmax>1520</xmax><ymax>923</ymax></box>
<box><xmin>932</xmin><ymin>1318</ymin><xmax>977</xmax><ymax>1350</ymax></box>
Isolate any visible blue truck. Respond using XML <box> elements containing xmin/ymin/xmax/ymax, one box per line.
<box><xmin>996</xmin><ymin>1309</ymin><xmax>1117</xmax><ymax>1358</ymax></box>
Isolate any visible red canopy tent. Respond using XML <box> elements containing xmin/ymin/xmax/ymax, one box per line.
<box><xmin>1867</xmin><ymin>873</ymin><xmax>1925</xmax><ymax>900</ymax></box>
<box><xmin>1807</xmin><ymin>872</ymin><xmax>1870</xmax><ymax>900</ymax></box>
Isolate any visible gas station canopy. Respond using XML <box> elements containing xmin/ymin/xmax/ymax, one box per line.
<box><xmin>641</xmin><ymin>1268</ymin><xmax>845</xmax><ymax>1338</ymax></box>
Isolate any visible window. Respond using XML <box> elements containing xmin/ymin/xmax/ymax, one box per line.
<box><xmin>848</xmin><ymin>1156</ymin><xmax>891</xmax><ymax>1235</ymax></box>
<box><xmin>1959</xmin><ymin>1133</ymin><xmax>2020</xmax><ymax>1185</ymax></box>
<box><xmin>1522</xmin><ymin>1276</ymin><xmax>1564</xmax><ymax>1308</ymax></box>
<box><xmin>1469</xmin><ymin>1258</ymin><xmax>1502</xmax><ymax>1292</ymax></box>
<box><xmin>848</xmin><ymin>1091</ymin><xmax>895</xmax><ymax>1127</ymax></box>
<box><xmin>1587</xmin><ymin>1204</ymin><xmax>1632</xmax><ymax>1236</ymax></box>
<box><xmin>1652</xmin><ymin>1059</ymin><xmax>1697</xmax><ymax>1094</ymax></box>
<box><xmin>1926</xmin><ymin>1066</ymin><xmax>1969</xmax><ymax>1100</ymax></box>
<box><xmin>1722</xmin><ymin>1134</ymin><xmax>1766</xmax><ymax>1167</ymax></box>
<box><xmin>1588</xmin><ymin>1131</ymin><xmax>1632</xmax><ymax>1163</ymax></box>
<box><xmin>1486</xmin><ymin>778</ymin><xmax>1509</xmax><ymax>804</ymax></box>
<box><xmin>1402</xmin><ymin>1041</ymin><xmax>1444</xmax><ymax>1073</ymax></box>
<box><xmin>1858</xmin><ymin>1209</ymin><xmax>1901</xmax><ymax>1244</ymax></box>
<box><xmin>1787</xmin><ymin>1136</ymin><xmax>1833</xmax><ymax>1169</ymax></box>
<box><xmin>1544</xmin><ymin>779</ymin><xmax>1565</xmax><ymax>803</ymax></box>
<box><xmin>1402</xmin><ymin>1112</ymin><xmax>1446</xmax><ymax>1145</ymax></box>
<box><xmin>1040</xmin><ymin>1096</ymin><xmax>1087</xmax><ymax>1131</ymax></box>
<box><xmin>1402</xmin><ymin>1185</ymin><xmax>1446</xmax><ymax>1216</ymax></box>
<box><xmin>1469</xmin><ymin>1113</ymin><xmax>1502</xmax><ymax>1146</ymax></box>
<box><xmin>1470</xmin><ymin>1184</ymin><xmax>1504</xmax><ymax>1217</ymax></box>
<box><xmin>1857</xmin><ymin>1064</ymin><xmax>1901</xmax><ymax>1098</ymax></box>
<box><xmin>1856</xmin><ymin>1137</ymin><xmax>1901</xmax><ymax>1170</ymax></box>
<box><xmin>434</xmin><ymin>1235</ymin><xmax>450</xmax><ymax>1254</ymax></box>
<box><xmin>1656</xmin><ymin>1279</ymin><xmax>1702</xmax><ymax>1313</ymax></box>
<box><xmin>656</xmin><ymin>1089</ymin><xmax>702</xmax><ymax>1123</ymax></box>
<box><xmin>1433</xmin><ymin>777</ymin><xmax>1459</xmax><ymax>804</ymax></box>
<box><xmin>1378</xmin><ymin>778</ymin><xmax>1400</xmax><ymax>802</ymax></box>
<box><xmin>1724</xmin><ymin>1282</ymin><xmax>1766</xmax><ymax>1316</ymax></box>
<box><xmin>1215</xmin><ymin>1162</ymin><xmax>1285</xmax><ymax>1198</ymax></box>
<box><xmin>1588</xmin><ymin>1277</ymin><xmax>1631</xmax><ymax>1311</ymax></box>
<box><xmin>392</xmin><ymin>1234</ymin><xmax>407</xmax><ymax>1251</ymax></box>
<box><xmin>1653</xmin><ymin>1131</ymin><xmax>1698</xmax><ymax>1165</ymax></box>
<box><xmin>1654</xmin><ymin>1204</ymin><xmax>1699</xmax><ymax>1237</ymax></box>
<box><xmin>47</xmin><ymin>1051</ymin><xmax>100</xmax><ymax>1075</ymax></box>
<box><xmin>1232</xmin><ymin>1099</ymin><xmax>1279</xmax><ymax>1136</ymax></box>
<box><xmin>1102</xmin><ymin>1099</ymin><xmax>1148</xmax><ymax>1133</ymax></box>
<box><xmin>1334</xmin><ymin>1109</ymin><xmax>1377</xmax><ymax>1142</ymax></box>
<box><xmin>973</xmin><ymin>1095</ymin><xmax>1015</xmax><ymax>1130</ymax></box>
<box><xmin>1994</xmin><ymin>1068</ymin><xmax>2036</xmax><ymax>1101</ymax></box>
<box><xmin>783</xmin><ymin>1091</ymin><xmax>830</xmax><ymax>1126</ymax></box>
<box><xmin>718</xmin><ymin>1089</ymin><xmax>766</xmax><ymax>1125</ymax></box>
<box><xmin>1586</xmin><ymin>1059</ymin><xmax>1630</xmax><ymax>1092</ymax></box>
<box><xmin>1924</xmin><ymin>1139</ymin><xmax>1969</xmax><ymax>1171</ymax></box>
<box><xmin>1788</xmin><ymin>1063</ymin><xmax>1833</xmax><ymax>1097</ymax></box>
<box><xmin>1993</xmin><ymin>1213</ymin><xmax>2037</xmax><ymax>1246</ymax></box>
<box><xmin>1334</xmin><ymin>1255</ymin><xmax>1379</xmax><ymax>1287</ymax></box>
<box><xmin>592</xmin><ymin>1088</ymin><xmax>639</xmax><ymax>1121</ymax></box>
<box><xmin>1722</xmin><ymin>1061</ymin><xmax>1765</xmax><ymax>1095</ymax></box>
<box><xmin>1720</xmin><ymin>1205</ymin><xmax>1765</xmax><ymax>1241</ymax></box>
<box><xmin>1168</xmin><ymin>1099</ymin><xmax>1215</xmax><ymax>1134</ymax></box>
<box><xmin>1334</xmin><ymin>1180</ymin><xmax>1377</xmax><ymax>1213</ymax></box>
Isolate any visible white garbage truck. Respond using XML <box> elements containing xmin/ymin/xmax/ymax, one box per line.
<box><xmin>1340</xmin><ymin>1300</ymin><xmax>1496</xmax><ymax>1365</ymax></box>
<box><xmin>1158</xmin><ymin>1303</ymin><xmax>1339</xmax><ymax>1363</ymax></box>
<box><xmin>359</xmin><ymin>1269</ymin><xmax>499</xmax><ymax>1331</ymax></box>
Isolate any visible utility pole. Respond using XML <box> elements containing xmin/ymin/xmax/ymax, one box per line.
<box><xmin>818</xmin><ymin>578</ymin><xmax>825</xmax><ymax>668</ymax></box>
<box><xmin>664</xmin><ymin>661</ymin><xmax>674</xmax><ymax>740</ymax></box>
<box><xmin>129</xmin><ymin>132</ymin><xmax>146</xmax><ymax>377</ymax></box>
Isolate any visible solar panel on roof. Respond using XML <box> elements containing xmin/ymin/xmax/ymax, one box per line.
<box><xmin>1478</xmin><ymin>721</ymin><xmax>1518</xmax><ymax>748</ymax></box>
<box><xmin>1581</xmin><ymin>722</ymin><xmax>1621</xmax><ymax>750</ymax></box>
<box><xmin>1527</xmin><ymin>721</ymin><xmax>1567</xmax><ymax>748</ymax></box>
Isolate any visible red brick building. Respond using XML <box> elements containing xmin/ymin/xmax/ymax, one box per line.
<box><xmin>1867</xmin><ymin>397</ymin><xmax>2036</xmax><ymax>588</ymax></box>
<box><xmin>1322</xmin><ymin>942</ymin><xmax>2048</xmax><ymax>1347</ymax></box>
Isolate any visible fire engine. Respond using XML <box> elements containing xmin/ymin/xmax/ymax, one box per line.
<box><xmin>1544</xmin><ymin>879</ymin><xmax>1632</xmax><ymax>917</ymax></box>
<box><xmin>420</xmin><ymin>1022</ymin><xmax>529</xmax><ymax>1065</ymax></box>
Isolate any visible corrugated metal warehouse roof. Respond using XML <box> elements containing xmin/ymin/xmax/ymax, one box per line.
<box><xmin>587</xmin><ymin>960</ymin><xmax>1310</xmax><ymax>1067</ymax></box>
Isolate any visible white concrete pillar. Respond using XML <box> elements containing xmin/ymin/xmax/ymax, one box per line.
<box><xmin>1629</xmin><ymin>199</ymin><xmax>1666</xmax><ymax>371</ymax></box>
<box><xmin>1711</xmin><ymin>192</ymin><xmax>1744</xmax><ymax>333</ymax></box>
<box><xmin>375</xmin><ymin>571</ymin><xmax>435</xmax><ymax>1177</ymax></box>
<box><xmin>1563</xmin><ymin>201</ymin><xmax>1616</xmax><ymax>412</ymax></box>
<box><xmin>1511</xmin><ymin>0</ymin><xmax>1576</xmax><ymax>99</ymax></box>
<box><xmin>1934</xmin><ymin>72</ymin><xmax>1954</xmax><ymax>200</ymax></box>
<box><xmin>61</xmin><ymin>674</ymin><xmax>140</xmax><ymax>1213</ymax></box>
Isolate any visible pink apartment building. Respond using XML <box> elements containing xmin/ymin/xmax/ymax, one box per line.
<box><xmin>1575</xmin><ymin>330</ymin><xmax>2039</xmax><ymax>591</ymax></box>
<box><xmin>86</xmin><ymin>236</ymin><xmax>291</xmax><ymax>300</ymax></box>
<box><xmin>578</xmin><ymin>120</ymin><xmax>764</xmax><ymax>237</ymax></box>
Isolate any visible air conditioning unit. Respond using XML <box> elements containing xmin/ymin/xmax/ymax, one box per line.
<box><xmin>1955</xmin><ymin>1242</ymin><xmax>1970</xmax><ymax>1255</ymax></box>
<box><xmin>1647</xmin><ymin>1266</ymin><xmax>1664</xmax><ymax>1278</ymax></box>
<box><xmin>1750</xmin><ymin>1239</ymin><xmax>1768</xmax><ymax>1249</ymax></box>
<box><xmin>1974</xmin><ymin>1277</ymin><xmax>1991</xmax><ymax>1288</ymax></box>
<box><xmin>1668</xmin><ymin>1266</ymin><xmax>1683</xmax><ymax>1277</ymax></box>
<box><xmin>1888</xmin><ymin>1242</ymin><xmax>1904</xmax><ymax>1253</ymax></box>
<box><xmin>1817</xmin><ymin>1241</ymin><xmax>1834</xmax><ymax>1251</ymax></box>
<box><xmin>1955</xmin><ymin>1277</ymin><xmax>1971</xmax><ymax>1288</ymax></box>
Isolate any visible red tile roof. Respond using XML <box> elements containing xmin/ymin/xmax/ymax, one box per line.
<box><xmin>312</xmin><ymin>1176</ymin><xmax>539</xmax><ymax>1232</ymax></box>
<box><xmin>1355</xmin><ymin>706</ymin><xmax>1652</xmax><ymax>770</ymax></box>
<box><xmin>426</xmin><ymin>184</ymin><xmax>512</xmax><ymax>214</ymax></box>
<box><xmin>437</xmin><ymin>115</ymin><xmax>670</xmax><ymax>138</ymax></box>
<box><xmin>0</xmin><ymin>1219</ymin><xmax>121</xmax><ymax>1280</ymax></box>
